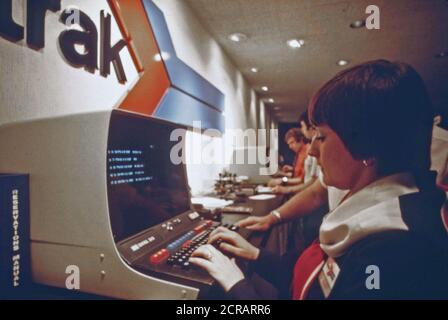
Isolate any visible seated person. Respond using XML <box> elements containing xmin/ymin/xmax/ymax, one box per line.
<box><xmin>268</xmin><ymin>128</ymin><xmax>308</xmax><ymax>190</ymax></box>
<box><xmin>189</xmin><ymin>60</ymin><xmax>448</xmax><ymax>299</ymax></box>
<box><xmin>272</xmin><ymin>112</ymin><xmax>320</xmax><ymax>195</ymax></box>
<box><xmin>239</xmin><ymin>116</ymin><xmax>448</xmax><ymax>233</ymax></box>
<box><xmin>273</xmin><ymin>112</ymin><xmax>328</xmax><ymax>251</ymax></box>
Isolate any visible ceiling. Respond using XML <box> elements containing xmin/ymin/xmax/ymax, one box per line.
<box><xmin>186</xmin><ymin>0</ymin><xmax>448</xmax><ymax>123</ymax></box>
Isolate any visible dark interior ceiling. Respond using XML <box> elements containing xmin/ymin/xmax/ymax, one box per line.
<box><xmin>186</xmin><ymin>0</ymin><xmax>448</xmax><ymax>123</ymax></box>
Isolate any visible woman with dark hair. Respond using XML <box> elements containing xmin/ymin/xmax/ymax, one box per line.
<box><xmin>190</xmin><ymin>60</ymin><xmax>448</xmax><ymax>299</ymax></box>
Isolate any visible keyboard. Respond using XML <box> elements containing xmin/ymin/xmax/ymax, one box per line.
<box><xmin>133</xmin><ymin>220</ymin><xmax>252</xmax><ymax>286</ymax></box>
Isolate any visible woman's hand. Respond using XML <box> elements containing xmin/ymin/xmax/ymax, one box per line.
<box><xmin>272</xmin><ymin>185</ymin><xmax>290</xmax><ymax>194</ymax></box>
<box><xmin>207</xmin><ymin>226</ymin><xmax>260</xmax><ymax>261</ymax></box>
<box><xmin>236</xmin><ymin>214</ymin><xmax>277</xmax><ymax>231</ymax></box>
<box><xmin>268</xmin><ymin>178</ymin><xmax>282</xmax><ymax>187</ymax></box>
<box><xmin>189</xmin><ymin>244</ymin><xmax>245</xmax><ymax>292</ymax></box>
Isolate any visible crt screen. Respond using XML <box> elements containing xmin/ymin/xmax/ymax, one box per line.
<box><xmin>107</xmin><ymin>111</ymin><xmax>190</xmax><ymax>242</ymax></box>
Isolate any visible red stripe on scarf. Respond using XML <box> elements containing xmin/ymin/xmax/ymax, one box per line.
<box><xmin>291</xmin><ymin>239</ymin><xmax>326</xmax><ymax>300</ymax></box>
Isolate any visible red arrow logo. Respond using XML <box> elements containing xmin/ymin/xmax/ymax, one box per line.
<box><xmin>108</xmin><ymin>0</ymin><xmax>171</xmax><ymax>116</ymax></box>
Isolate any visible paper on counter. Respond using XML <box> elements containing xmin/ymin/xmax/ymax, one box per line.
<box><xmin>256</xmin><ymin>186</ymin><xmax>273</xmax><ymax>194</ymax></box>
<box><xmin>249</xmin><ymin>194</ymin><xmax>276</xmax><ymax>200</ymax></box>
<box><xmin>191</xmin><ymin>197</ymin><xmax>234</xmax><ymax>209</ymax></box>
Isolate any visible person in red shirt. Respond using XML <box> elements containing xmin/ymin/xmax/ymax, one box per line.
<box><xmin>272</xmin><ymin>112</ymin><xmax>322</xmax><ymax>195</ymax></box>
<box><xmin>269</xmin><ymin>128</ymin><xmax>307</xmax><ymax>187</ymax></box>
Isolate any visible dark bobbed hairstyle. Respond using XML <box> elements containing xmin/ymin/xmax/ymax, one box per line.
<box><xmin>285</xmin><ymin>128</ymin><xmax>305</xmax><ymax>144</ymax></box>
<box><xmin>308</xmin><ymin>60</ymin><xmax>434</xmax><ymax>178</ymax></box>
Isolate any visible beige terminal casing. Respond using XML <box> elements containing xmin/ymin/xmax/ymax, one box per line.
<box><xmin>0</xmin><ymin>110</ymin><xmax>199</xmax><ymax>299</ymax></box>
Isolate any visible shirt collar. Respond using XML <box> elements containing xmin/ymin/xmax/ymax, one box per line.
<box><xmin>319</xmin><ymin>172</ymin><xmax>418</xmax><ymax>257</ymax></box>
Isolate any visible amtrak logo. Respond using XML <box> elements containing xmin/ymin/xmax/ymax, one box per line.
<box><xmin>0</xmin><ymin>0</ymin><xmax>224</xmax><ymax>129</ymax></box>
<box><xmin>0</xmin><ymin>0</ymin><xmax>129</xmax><ymax>83</ymax></box>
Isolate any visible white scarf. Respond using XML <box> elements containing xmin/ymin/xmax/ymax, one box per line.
<box><xmin>319</xmin><ymin>173</ymin><xmax>419</xmax><ymax>258</ymax></box>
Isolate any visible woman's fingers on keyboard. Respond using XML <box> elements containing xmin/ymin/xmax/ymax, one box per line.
<box><xmin>191</xmin><ymin>244</ymin><xmax>217</xmax><ymax>258</ymax></box>
<box><xmin>218</xmin><ymin>241</ymin><xmax>240</xmax><ymax>256</ymax></box>
<box><xmin>208</xmin><ymin>230</ymin><xmax>237</xmax><ymax>245</ymax></box>
<box><xmin>210</xmin><ymin>225</ymin><xmax>227</xmax><ymax>234</ymax></box>
<box><xmin>208</xmin><ymin>226</ymin><xmax>231</xmax><ymax>239</ymax></box>
<box><xmin>235</xmin><ymin>217</ymin><xmax>257</xmax><ymax>227</ymax></box>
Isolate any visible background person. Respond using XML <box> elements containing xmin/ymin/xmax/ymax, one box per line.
<box><xmin>268</xmin><ymin>128</ymin><xmax>307</xmax><ymax>187</ymax></box>
<box><xmin>272</xmin><ymin>112</ymin><xmax>320</xmax><ymax>195</ymax></box>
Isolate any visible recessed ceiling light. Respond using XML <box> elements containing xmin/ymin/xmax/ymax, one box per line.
<box><xmin>350</xmin><ymin>20</ymin><xmax>365</xmax><ymax>29</ymax></box>
<box><xmin>261</xmin><ymin>86</ymin><xmax>269</xmax><ymax>92</ymax></box>
<box><xmin>228</xmin><ymin>33</ymin><xmax>248</xmax><ymax>42</ymax></box>
<box><xmin>337</xmin><ymin>59</ymin><xmax>349</xmax><ymax>66</ymax></box>
<box><xmin>435</xmin><ymin>51</ymin><xmax>448</xmax><ymax>58</ymax></box>
<box><xmin>287</xmin><ymin>39</ymin><xmax>305</xmax><ymax>49</ymax></box>
<box><xmin>268</xmin><ymin>98</ymin><xmax>275</xmax><ymax>103</ymax></box>
<box><xmin>250</xmin><ymin>67</ymin><xmax>259</xmax><ymax>73</ymax></box>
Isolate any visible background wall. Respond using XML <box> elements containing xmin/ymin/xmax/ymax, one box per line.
<box><xmin>0</xmin><ymin>0</ymin><xmax>139</xmax><ymax>125</ymax></box>
<box><xmin>0</xmin><ymin>0</ymin><xmax>274</xmax><ymax>195</ymax></box>
<box><xmin>152</xmin><ymin>0</ymin><xmax>273</xmax><ymax>194</ymax></box>
<box><xmin>152</xmin><ymin>0</ymin><xmax>269</xmax><ymax>135</ymax></box>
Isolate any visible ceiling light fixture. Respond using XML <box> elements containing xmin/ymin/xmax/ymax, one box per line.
<box><xmin>337</xmin><ymin>59</ymin><xmax>349</xmax><ymax>66</ymax></box>
<box><xmin>228</xmin><ymin>33</ymin><xmax>248</xmax><ymax>42</ymax></box>
<box><xmin>261</xmin><ymin>86</ymin><xmax>269</xmax><ymax>92</ymax></box>
<box><xmin>350</xmin><ymin>20</ymin><xmax>365</xmax><ymax>29</ymax></box>
<box><xmin>268</xmin><ymin>98</ymin><xmax>275</xmax><ymax>103</ymax></box>
<box><xmin>250</xmin><ymin>67</ymin><xmax>259</xmax><ymax>73</ymax></box>
<box><xmin>287</xmin><ymin>39</ymin><xmax>305</xmax><ymax>49</ymax></box>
